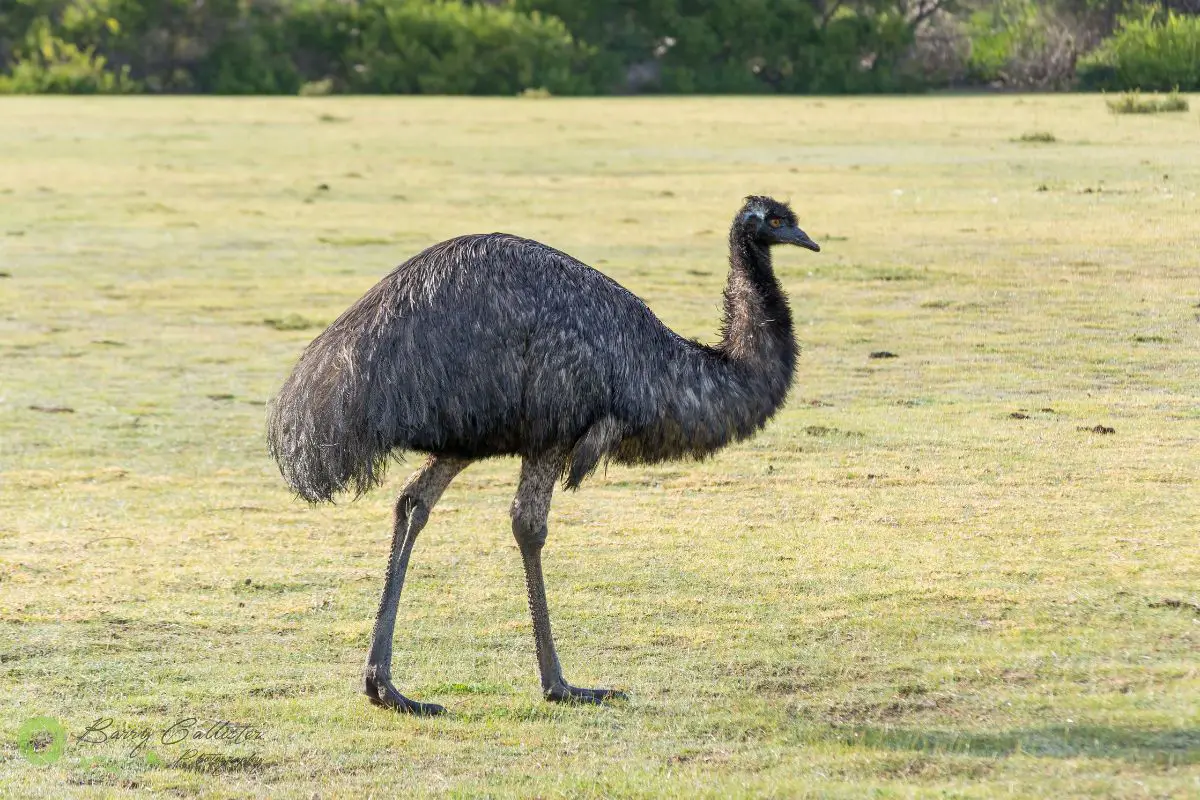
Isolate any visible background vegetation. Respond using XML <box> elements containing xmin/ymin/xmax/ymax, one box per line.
<box><xmin>1</xmin><ymin>94</ymin><xmax>1198</xmax><ymax>797</ymax></box>
<box><xmin>1</xmin><ymin>0</ymin><xmax>1199</xmax><ymax>94</ymax></box>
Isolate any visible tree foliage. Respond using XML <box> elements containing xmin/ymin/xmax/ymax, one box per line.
<box><xmin>0</xmin><ymin>0</ymin><xmax>593</xmax><ymax>93</ymax></box>
<box><xmin>516</xmin><ymin>1</ymin><xmax>953</xmax><ymax>92</ymax></box>
<box><xmin>1078</xmin><ymin>8</ymin><xmax>1200</xmax><ymax>89</ymax></box>
<box><xmin>0</xmin><ymin>0</ymin><xmax>1195</xmax><ymax>93</ymax></box>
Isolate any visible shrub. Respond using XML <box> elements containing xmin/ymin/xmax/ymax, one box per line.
<box><xmin>902</xmin><ymin>7</ymin><xmax>972</xmax><ymax>87</ymax></box>
<box><xmin>50</xmin><ymin>0</ymin><xmax>247</xmax><ymax>92</ymax></box>
<box><xmin>1105</xmin><ymin>88</ymin><xmax>1190</xmax><ymax>113</ymax></box>
<box><xmin>345</xmin><ymin>0</ymin><xmax>593</xmax><ymax>95</ymax></box>
<box><xmin>197</xmin><ymin>3</ymin><xmax>303</xmax><ymax>94</ymax></box>
<box><xmin>0</xmin><ymin>0</ymin><xmax>593</xmax><ymax>95</ymax></box>
<box><xmin>276</xmin><ymin>0</ymin><xmax>360</xmax><ymax>93</ymax></box>
<box><xmin>1078</xmin><ymin>10</ymin><xmax>1200</xmax><ymax>91</ymax></box>
<box><xmin>965</xmin><ymin>0</ymin><xmax>1093</xmax><ymax>89</ymax></box>
<box><xmin>1156</xmin><ymin>88</ymin><xmax>1190</xmax><ymax>112</ymax></box>
<box><xmin>517</xmin><ymin>0</ymin><xmax>925</xmax><ymax>94</ymax></box>
<box><xmin>0</xmin><ymin>19</ymin><xmax>136</xmax><ymax>93</ymax></box>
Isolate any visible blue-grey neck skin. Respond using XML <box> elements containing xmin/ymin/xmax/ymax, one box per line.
<box><xmin>267</xmin><ymin>199</ymin><xmax>804</xmax><ymax>502</ymax></box>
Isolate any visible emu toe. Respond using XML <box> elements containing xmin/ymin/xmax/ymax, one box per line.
<box><xmin>544</xmin><ymin>682</ymin><xmax>627</xmax><ymax>705</ymax></box>
<box><xmin>365</xmin><ymin>678</ymin><xmax>447</xmax><ymax>716</ymax></box>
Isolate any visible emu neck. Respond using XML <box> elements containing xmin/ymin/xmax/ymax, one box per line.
<box><xmin>718</xmin><ymin>234</ymin><xmax>795</xmax><ymax>384</ymax></box>
<box><xmin>609</xmin><ymin>227</ymin><xmax>800</xmax><ymax>467</ymax></box>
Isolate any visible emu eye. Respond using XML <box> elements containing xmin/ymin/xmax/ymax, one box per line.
<box><xmin>768</xmin><ymin>218</ymin><xmax>783</xmax><ymax>228</ymax></box>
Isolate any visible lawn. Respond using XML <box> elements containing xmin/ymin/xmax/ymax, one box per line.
<box><xmin>0</xmin><ymin>95</ymin><xmax>1197</xmax><ymax>798</ymax></box>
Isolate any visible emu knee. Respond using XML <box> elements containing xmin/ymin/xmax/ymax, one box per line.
<box><xmin>396</xmin><ymin>495</ymin><xmax>430</xmax><ymax>533</ymax></box>
<box><xmin>510</xmin><ymin>498</ymin><xmax>547</xmax><ymax>550</ymax></box>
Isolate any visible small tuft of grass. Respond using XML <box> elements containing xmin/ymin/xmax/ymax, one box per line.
<box><xmin>1106</xmin><ymin>89</ymin><xmax>1190</xmax><ymax>115</ymax></box>
<box><xmin>803</xmin><ymin>425</ymin><xmax>864</xmax><ymax>438</ymax></box>
<box><xmin>518</xmin><ymin>86</ymin><xmax>552</xmax><ymax>99</ymax></box>
<box><xmin>1015</xmin><ymin>131</ymin><xmax>1056</xmax><ymax>143</ymax></box>
<box><xmin>317</xmin><ymin>235</ymin><xmax>393</xmax><ymax>247</ymax></box>
<box><xmin>1148</xmin><ymin>598</ymin><xmax>1200</xmax><ymax>615</ymax></box>
<box><xmin>28</xmin><ymin>405</ymin><xmax>74</xmax><ymax>414</ymax></box>
<box><xmin>263</xmin><ymin>314</ymin><xmax>321</xmax><ymax>331</ymax></box>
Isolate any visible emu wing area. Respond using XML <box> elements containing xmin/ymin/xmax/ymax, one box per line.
<box><xmin>350</xmin><ymin>233</ymin><xmax>687</xmax><ymax>461</ymax></box>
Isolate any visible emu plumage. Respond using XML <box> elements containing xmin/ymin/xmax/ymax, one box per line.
<box><xmin>267</xmin><ymin>196</ymin><xmax>819</xmax><ymax>713</ymax></box>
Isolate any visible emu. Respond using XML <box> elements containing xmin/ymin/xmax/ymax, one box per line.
<box><xmin>267</xmin><ymin>196</ymin><xmax>820</xmax><ymax>714</ymax></box>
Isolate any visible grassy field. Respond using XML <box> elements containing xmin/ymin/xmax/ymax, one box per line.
<box><xmin>1</xmin><ymin>95</ymin><xmax>1198</xmax><ymax>798</ymax></box>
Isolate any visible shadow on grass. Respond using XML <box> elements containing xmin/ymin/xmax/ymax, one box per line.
<box><xmin>801</xmin><ymin>725</ymin><xmax>1199</xmax><ymax>765</ymax></box>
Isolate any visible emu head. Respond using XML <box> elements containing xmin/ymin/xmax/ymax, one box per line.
<box><xmin>738</xmin><ymin>196</ymin><xmax>820</xmax><ymax>252</ymax></box>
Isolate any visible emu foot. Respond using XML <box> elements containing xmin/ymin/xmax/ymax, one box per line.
<box><xmin>544</xmin><ymin>682</ymin><xmax>627</xmax><ymax>705</ymax></box>
<box><xmin>364</xmin><ymin>676</ymin><xmax>446</xmax><ymax>716</ymax></box>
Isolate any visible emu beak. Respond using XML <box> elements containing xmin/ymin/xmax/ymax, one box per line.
<box><xmin>786</xmin><ymin>227</ymin><xmax>821</xmax><ymax>252</ymax></box>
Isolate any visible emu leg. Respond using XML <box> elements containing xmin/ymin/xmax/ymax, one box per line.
<box><xmin>512</xmin><ymin>451</ymin><xmax>626</xmax><ymax>705</ymax></box>
<box><xmin>364</xmin><ymin>455</ymin><xmax>467</xmax><ymax>715</ymax></box>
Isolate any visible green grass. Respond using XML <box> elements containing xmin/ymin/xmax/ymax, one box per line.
<box><xmin>1</xmin><ymin>95</ymin><xmax>1198</xmax><ymax>798</ymax></box>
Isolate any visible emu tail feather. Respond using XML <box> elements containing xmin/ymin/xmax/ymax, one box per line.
<box><xmin>267</xmin><ymin>327</ymin><xmax>395</xmax><ymax>503</ymax></box>
<box><xmin>565</xmin><ymin>416</ymin><xmax>623</xmax><ymax>490</ymax></box>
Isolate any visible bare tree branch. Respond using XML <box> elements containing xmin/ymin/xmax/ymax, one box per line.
<box><xmin>907</xmin><ymin>0</ymin><xmax>957</xmax><ymax>30</ymax></box>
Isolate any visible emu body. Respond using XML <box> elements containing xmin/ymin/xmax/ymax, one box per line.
<box><xmin>267</xmin><ymin>196</ymin><xmax>819</xmax><ymax>712</ymax></box>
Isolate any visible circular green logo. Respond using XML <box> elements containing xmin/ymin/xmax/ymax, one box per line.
<box><xmin>17</xmin><ymin>717</ymin><xmax>66</xmax><ymax>766</ymax></box>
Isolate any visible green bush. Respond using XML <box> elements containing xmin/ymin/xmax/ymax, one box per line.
<box><xmin>96</xmin><ymin>0</ymin><xmax>312</xmax><ymax>93</ymax></box>
<box><xmin>966</xmin><ymin>3</ymin><xmax>1023</xmax><ymax>81</ymax></box>
<box><xmin>0</xmin><ymin>18</ymin><xmax>135</xmax><ymax>93</ymax></box>
<box><xmin>0</xmin><ymin>0</ymin><xmax>593</xmax><ymax>95</ymax></box>
<box><xmin>964</xmin><ymin>0</ymin><xmax>1085</xmax><ymax>89</ymax></box>
<box><xmin>0</xmin><ymin>1</ymin><xmax>65</xmax><ymax>68</ymax></box>
<box><xmin>1</xmin><ymin>0</ymin><xmax>279</xmax><ymax>92</ymax></box>
<box><xmin>656</xmin><ymin>4</ymin><xmax>918</xmax><ymax>94</ymax></box>
<box><xmin>1078</xmin><ymin>10</ymin><xmax>1200</xmax><ymax>91</ymax></box>
<box><xmin>198</xmin><ymin>2</ymin><xmax>304</xmax><ymax>94</ymax></box>
<box><xmin>13</xmin><ymin>0</ymin><xmax>1167</xmax><ymax>95</ymax></box>
<box><xmin>278</xmin><ymin>0</ymin><xmax>359</xmax><ymax>92</ymax></box>
<box><xmin>346</xmin><ymin>0</ymin><xmax>592</xmax><ymax>95</ymax></box>
<box><xmin>516</xmin><ymin>0</ymin><xmax>922</xmax><ymax>94</ymax></box>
